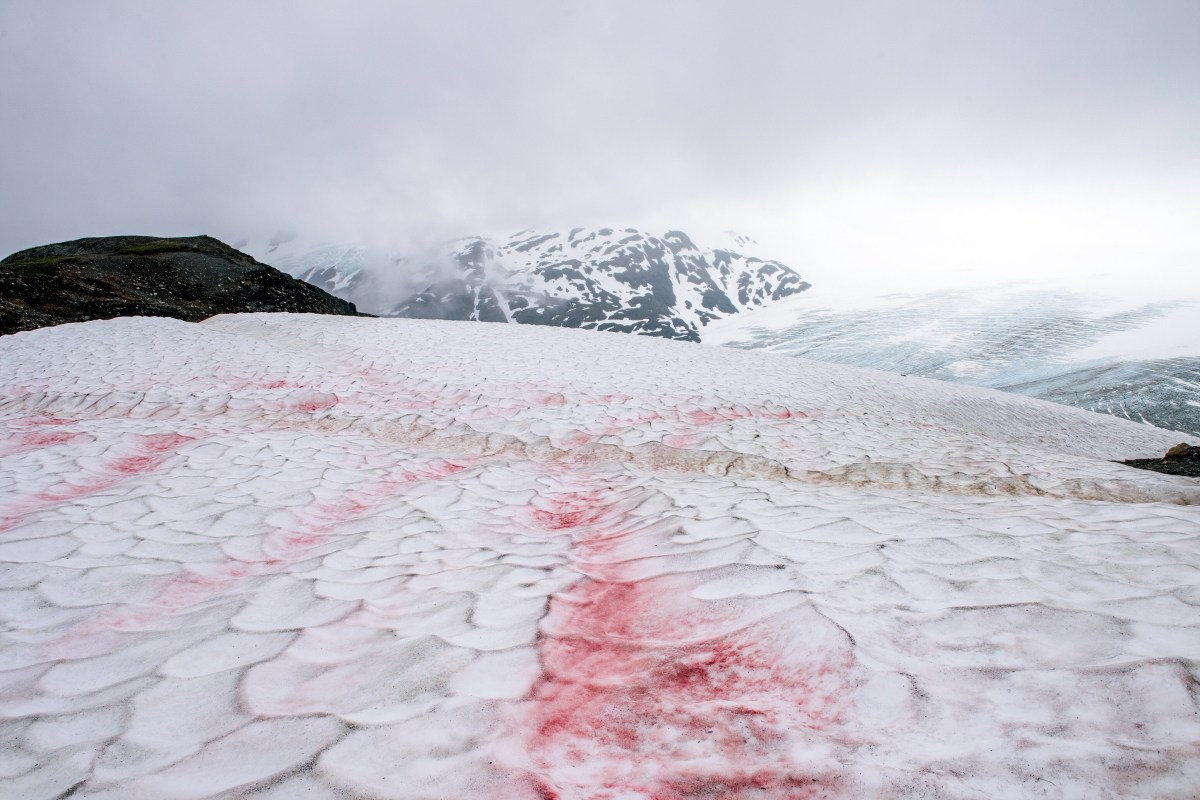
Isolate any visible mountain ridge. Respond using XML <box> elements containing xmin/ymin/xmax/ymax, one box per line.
<box><xmin>272</xmin><ymin>227</ymin><xmax>810</xmax><ymax>342</ymax></box>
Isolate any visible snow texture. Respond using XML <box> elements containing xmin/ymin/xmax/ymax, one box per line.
<box><xmin>1</xmin><ymin>313</ymin><xmax>1199</xmax><ymax>799</ymax></box>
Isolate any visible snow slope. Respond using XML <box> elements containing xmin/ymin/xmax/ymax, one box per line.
<box><xmin>705</xmin><ymin>284</ymin><xmax>1200</xmax><ymax>436</ymax></box>
<box><xmin>270</xmin><ymin>228</ymin><xmax>809</xmax><ymax>341</ymax></box>
<box><xmin>1</xmin><ymin>314</ymin><xmax>1199</xmax><ymax>799</ymax></box>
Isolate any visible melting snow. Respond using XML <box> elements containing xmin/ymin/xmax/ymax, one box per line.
<box><xmin>1</xmin><ymin>314</ymin><xmax>1198</xmax><ymax>799</ymax></box>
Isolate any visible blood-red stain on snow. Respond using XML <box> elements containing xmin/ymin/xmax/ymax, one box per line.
<box><xmin>18</xmin><ymin>429</ymin><xmax>85</xmax><ymax>448</ymax></box>
<box><xmin>682</xmin><ymin>405</ymin><xmax>806</xmax><ymax>427</ymax></box>
<box><xmin>261</xmin><ymin>458</ymin><xmax>469</xmax><ymax>561</ymax></box>
<box><xmin>521</xmin><ymin>473</ymin><xmax>856</xmax><ymax>799</ymax></box>
<box><xmin>1</xmin><ymin>432</ymin><xmax>195</xmax><ymax>532</ymax></box>
<box><xmin>529</xmin><ymin>490</ymin><xmax>609</xmax><ymax>531</ymax></box>
<box><xmin>86</xmin><ymin>457</ymin><xmax>473</xmax><ymax>634</ymax></box>
<box><xmin>36</xmin><ymin>433</ymin><xmax>194</xmax><ymax>501</ymax></box>
<box><xmin>2</xmin><ymin>417</ymin><xmax>89</xmax><ymax>456</ymax></box>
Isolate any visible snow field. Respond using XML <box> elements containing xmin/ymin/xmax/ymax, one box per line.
<box><xmin>1</xmin><ymin>314</ymin><xmax>1198</xmax><ymax>799</ymax></box>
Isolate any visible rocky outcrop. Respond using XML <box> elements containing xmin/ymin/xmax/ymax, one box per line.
<box><xmin>1123</xmin><ymin>442</ymin><xmax>1200</xmax><ymax>478</ymax></box>
<box><xmin>0</xmin><ymin>235</ymin><xmax>364</xmax><ymax>336</ymax></box>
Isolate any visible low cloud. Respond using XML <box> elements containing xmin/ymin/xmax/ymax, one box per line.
<box><xmin>1</xmin><ymin>1</ymin><xmax>1197</xmax><ymax>291</ymax></box>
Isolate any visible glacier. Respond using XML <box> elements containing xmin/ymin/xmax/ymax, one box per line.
<box><xmin>705</xmin><ymin>284</ymin><xmax>1200</xmax><ymax>437</ymax></box>
<box><xmin>1</xmin><ymin>314</ymin><xmax>1198</xmax><ymax>799</ymax></box>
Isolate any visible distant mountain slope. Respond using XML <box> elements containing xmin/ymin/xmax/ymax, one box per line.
<box><xmin>705</xmin><ymin>285</ymin><xmax>1200</xmax><ymax>435</ymax></box>
<box><xmin>0</xmin><ymin>235</ymin><xmax>363</xmax><ymax>335</ymax></box>
<box><xmin>272</xmin><ymin>228</ymin><xmax>810</xmax><ymax>342</ymax></box>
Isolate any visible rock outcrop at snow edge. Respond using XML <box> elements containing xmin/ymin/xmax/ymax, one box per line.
<box><xmin>1124</xmin><ymin>442</ymin><xmax>1200</xmax><ymax>477</ymax></box>
<box><xmin>0</xmin><ymin>235</ymin><xmax>364</xmax><ymax>335</ymax></box>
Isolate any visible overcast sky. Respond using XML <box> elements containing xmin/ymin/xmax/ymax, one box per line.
<box><xmin>1</xmin><ymin>1</ymin><xmax>1197</xmax><ymax>292</ymax></box>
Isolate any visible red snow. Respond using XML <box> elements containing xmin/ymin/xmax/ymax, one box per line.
<box><xmin>682</xmin><ymin>405</ymin><xmax>806</xmax><ymax>427</ymax></box>
<box><xmin>661</xmin><ymin>432</ymin><xmax>701</xmax><ymax>449</ymax></box>
<box><xmin>1</xmin><ymin>417</ymin><xmax>89</xmax><ymax>455</ymax></box>
<box><xmin>279</xmin><ymin>391</ymin><xmax>339</xmax><ymax>413</ymax></box>
<box><xmin>557</xmin><ymin>430</ymin><xmax>595</xmax><ymax>448</ymax></box>
<box><xmin>261</xmin><ymin>458</ymin><xmax>469</xmax><ymax>561</ymax></box>
<box><xmin>531</xmin><ymin>391</ymin><xmax>569</xmax><ymax>407</ymax></box>
<box><xmin>111</xmin><ymin>455</ymin><xmax>161</xmax><ymax>474</ymax></box>
<box><xmin>2</xmin><ymin>433</ymin><xmax>196</xmax><ymax>531</ymax></box>
<box><xmin>529</xmin><ymin>490</ymin><xmax>609</xmax><ymax>531</ymax></box>
<box><xmin>520</xmin><ymin>473</ymin><xmax>857</xmax><ymax>799</ymax></box>
<box><xmin>18</xmin><ymin>430</ymin><xmax>84</xmax><ymax>448</ymax></box>
<box><xmin>140</xmin><ymin>433</ymin><xmax>194</xmax><ymax>452</ymax></box>
<box><xmin>83</xmin><ymin>457</ymin><xmax>474</xmax><ymax>634</ymax></box>
<box><xmin>40</xmin><ymin>433</ymin><xmax>194</xmax><ymax>498</ymax></box>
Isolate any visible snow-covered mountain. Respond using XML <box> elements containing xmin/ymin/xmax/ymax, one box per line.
<box><xmin>267</xmin><ymin>228</ymin><xmax>810</xmax><ymax>341</ymax></box>
<box><xmin>1</xmin><ymin>314</ymin><xmax>1198</xmax><ymax>798</ymax></box>
<box><xmin>705</xmin><ymin>284</ymin><xmax>1200</xmax><ymax>436</ymax></box>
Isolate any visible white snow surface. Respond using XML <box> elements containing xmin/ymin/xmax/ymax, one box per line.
<box><xmin>1</xmin><ymin>314</ymin><xmax>1199</xmax><ymax>800</ymax></box>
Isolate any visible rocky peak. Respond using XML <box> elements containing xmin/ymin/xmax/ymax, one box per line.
<box><xmin>1</xmin><ymin>235</ymin><xmax>364</xmax><ymax>336</ymax></box>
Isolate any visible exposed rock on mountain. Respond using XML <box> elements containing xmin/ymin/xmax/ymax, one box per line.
<box><xmin>0</xmin><ymin>235</ymin><xmax>363</xmax><ymax>336</ymax></box>
<box><xmin>276</xmin><ymin>228</ymin><xmax>810</xmax><ymax>342</ymax></box>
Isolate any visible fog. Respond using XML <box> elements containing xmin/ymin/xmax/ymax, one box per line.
<box><xmin>1</xmin><ymin>1</ymin><xmax>1196</xmax><ymax>293</ymax></box>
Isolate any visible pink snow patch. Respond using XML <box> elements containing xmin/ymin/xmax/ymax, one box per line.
<box><xmin>681</xmin><ymin>405</ymin><xmax>806</xmax><ymax>427</ymax></box>
<box><xmin>556</xmin><ymin>430</ymin><xmax>595</xmax><ymax>448</ymax></box>
<box><xmin>261</xmin><ymin>458</ymin><xmax>471</xmax><ymax>561</ymax></box>
<box><xmin>1</xmin><ymin>416</ymin><xmax>91</xmax><ymax>455</ymax></box>
<box><xmin>19</xmin><ymin>429</ymin><xmax>86</xmax><ymax>448</ymax></box>
<box><xmin>85</xmin><ymin>458</ymin><xmax>474</xmax><ymax>634</ymax></box>
<box><xmin>518</xmin><ymin>476</ymin><xmax>859</xmax><ymax>799</ymax></box>
<box><xmin>40</xmin><ymin>432</ymin><xmax>194</xmax><ymax>499</ymax></box>
<box><xmin>661</xmin><ymin>432</ymin><xmax>701</xmax><ymax>449</ymax></box>
<box><xmin>1</xmin><ymin>432</ymin><xmax>196</xmax><ymax>532</ymax></box>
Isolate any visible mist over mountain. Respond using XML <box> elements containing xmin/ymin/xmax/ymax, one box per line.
<box><xmin>266</xmin><ymin>228</ymin><xmax>810</xmax><ymax>342</ymax></box>
<box><xmin>259</xmin><ymin>226</ymin><xmax>1198</xmax><ymax>436</ymax></box>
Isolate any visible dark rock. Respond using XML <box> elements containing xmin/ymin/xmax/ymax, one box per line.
<box><xmin>1</xmin><ymin>235</ymin><xmax>364</xmax><ymax>336</ymax></box>
<box><xmin>1122</xmin><ymin>443</ymin><xmax>1200</xmax><ymax>478</ymax></box>
<box><xmin>1165</xmin><ymin>443</ymin><xmax>1199</xmax><ymax>461</ymax></box>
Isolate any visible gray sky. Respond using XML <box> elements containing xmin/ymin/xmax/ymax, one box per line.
<box><xmin>1</xmin><ymin>0</ymin><xmax>1197</xmax><ymax>291</ymax></box>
